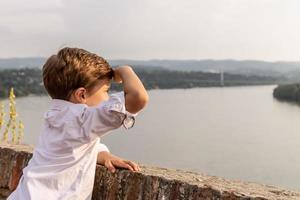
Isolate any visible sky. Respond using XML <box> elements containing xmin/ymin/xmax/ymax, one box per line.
<box><xmin>0</xmin><ymin>0</ymin><xmax>300</xmax><ymax>61</ymax></box>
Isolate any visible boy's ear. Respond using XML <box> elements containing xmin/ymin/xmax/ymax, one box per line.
<box><xmin>74</xmin><ymin>87</ymin><xmax>87</xmax><ymax>103</ymax></box>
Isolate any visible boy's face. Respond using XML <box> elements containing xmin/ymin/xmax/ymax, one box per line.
<box><xmin>69</xmin><ymin>79</ymin><xmax>111</xmax><ymax>107</ymax></box>
<box><xmin>85</xmin><ymin>79</ymin><xmax>111</xmax><ymax>107</ymax></box>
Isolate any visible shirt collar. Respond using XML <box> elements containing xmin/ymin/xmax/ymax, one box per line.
<box><xmin>49</xmin><ymin>99</ymin><xmax>76</xmax><ymax>110</ymax></box>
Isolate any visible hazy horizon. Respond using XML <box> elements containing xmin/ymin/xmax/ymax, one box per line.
<box><xmin>1</xmin><ymin>57</ymin><xmax>300</xmax><ymax>63</ymax></box>
<box><xmin>1</xmin><ymin>0</ymin><xmax>300</xmax><ymax>61</ymax></box>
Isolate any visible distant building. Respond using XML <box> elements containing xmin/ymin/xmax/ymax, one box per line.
<box><xmin>220</xmin><ymin>70</ymin><xmax>224</xmax><ymax>86</ymax></box>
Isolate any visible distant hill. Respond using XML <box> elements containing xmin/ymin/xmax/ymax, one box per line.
<box><xmin>110</xmin><ymin>59</ymin><xmax>300</xmax><ymax>77</ymax></box>
<box><xmin>0</xmin><ymin>57</ymin><xmax>45</xmax><ymax>69</ymax></box>
<box><xmin>1</xmin><ymin>57</ymin><xmax>300</xmax><ymax>81</ymax></box>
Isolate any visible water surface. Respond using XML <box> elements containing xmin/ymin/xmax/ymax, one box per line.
<box><xmin>2</xmin><ymin>85</ymin><xmax>299</xmax><ymax>190</ymax></box>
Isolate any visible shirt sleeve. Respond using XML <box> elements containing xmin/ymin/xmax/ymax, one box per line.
<box><xmin>97</xmin><ymin>142</ymin><xmax>110</xmax><ymax>152</ymax></box>
<box><xmin>78</xmin><ymin>92</ymin><xmax>138</xmax><ymax>140</ymax></box>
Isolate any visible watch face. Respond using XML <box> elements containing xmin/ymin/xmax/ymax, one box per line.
<box><xmin>123</xmin><ymin>115</ymin><xmax>135</xmax><ymax>130</ymax></box>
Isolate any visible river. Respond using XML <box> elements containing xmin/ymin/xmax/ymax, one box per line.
<box><xmin>1</xmin><ymin>85</ymin><xmax>299</xmax><ymax>191</ymax></box>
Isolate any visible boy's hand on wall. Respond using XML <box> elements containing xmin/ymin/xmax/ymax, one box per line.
<box><xmin>97</xmin><ymin>151</ymin><xmax>141</xmax><ymax>173</ymax></box>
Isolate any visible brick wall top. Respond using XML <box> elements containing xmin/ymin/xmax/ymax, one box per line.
<box><xmin>0</xmin><ymin>144</ymin><xmax>299</xmax><ymax>200</ymax></box>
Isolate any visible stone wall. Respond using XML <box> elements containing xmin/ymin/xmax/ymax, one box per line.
<box><xmin>0</xmin><ymin>144</ymin><xmax>299</xmax><ymax>200</ymax></box>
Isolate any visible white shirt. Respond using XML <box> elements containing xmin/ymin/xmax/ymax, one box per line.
<box><xmin>7</xmin><ymin>92</ymin><xmax>137</xmax><ymax>200</ymax></box>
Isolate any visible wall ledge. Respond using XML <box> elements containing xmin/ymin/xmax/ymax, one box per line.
<box><xmin>1</xmin><ymin>144</ymin><xmax>299</xmax><ymax>200</ymax></box>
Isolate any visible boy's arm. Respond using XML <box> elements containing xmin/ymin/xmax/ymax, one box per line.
<box><xmin>113</xmin><ymin>66</ymin><xmax>149</xmax><ymax>114</ymax></box>
<box><xmin>78</xmin><ymin>66</ymin><xmax>148</xmax><ymax>140</ymax></box>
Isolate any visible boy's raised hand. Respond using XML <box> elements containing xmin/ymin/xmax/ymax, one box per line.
<box><xmin>97</xmin><ymin>151</ymin><xmax>141</xmax><ymax>173</ymax></box>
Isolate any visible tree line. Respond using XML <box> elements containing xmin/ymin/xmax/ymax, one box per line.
<box><xmin>273</xmin><ymin>84</ymin><xmax>300</xmax><ymax>102</ymax></box>
<box><xmin>0</xmin><ymin>67</ymin><xmax>280</xmax><ymax>99</ymax></box>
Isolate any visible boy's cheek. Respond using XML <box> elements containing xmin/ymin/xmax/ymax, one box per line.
<box><xmin>97</xmin><ymin>92</ymin><xmax>109</xmax><ymax>104</ymax></box>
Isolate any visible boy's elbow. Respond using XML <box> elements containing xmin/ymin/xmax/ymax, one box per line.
<box><xmin>126</xmin><ymin>91</ymin><xmax>149</xmax><ymax>113</ymax></box>
<box><xmin>138</xmin><ymin>92</ymin><xmax>149</xmax><ymax>108</ymax></box>
<box><xmin>133</xmin><ymin>91</ymin><xmax>149</xmax><ymax>110</ymax></box>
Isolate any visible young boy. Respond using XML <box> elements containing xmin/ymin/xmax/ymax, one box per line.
<box><xmin>7</xmin><ymin>47</ymin><xmax>149</xmax><ymax>200</ymax></box>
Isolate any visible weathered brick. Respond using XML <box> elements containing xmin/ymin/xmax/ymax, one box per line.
<box><xmin>0</xmin><ymin>144</ymin><xmax>299</xmax><ymax>200</ymax></box>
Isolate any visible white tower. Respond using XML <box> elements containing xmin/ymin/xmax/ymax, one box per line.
<box><xmin>220</xmin><ymin>69</ymin><xmax>224</xmax><ymax>86</ymax></box>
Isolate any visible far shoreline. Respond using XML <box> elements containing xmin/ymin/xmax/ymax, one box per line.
<box><xmin>0</xmin><ymin>83</ymin><xmax>279</xmax><ymax>101</ymax></box>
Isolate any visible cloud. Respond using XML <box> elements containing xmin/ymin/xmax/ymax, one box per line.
<box><xmin>0</xmin><ymin>25</ymin><xmax>13</xmax><ymax>36</ymax></box>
